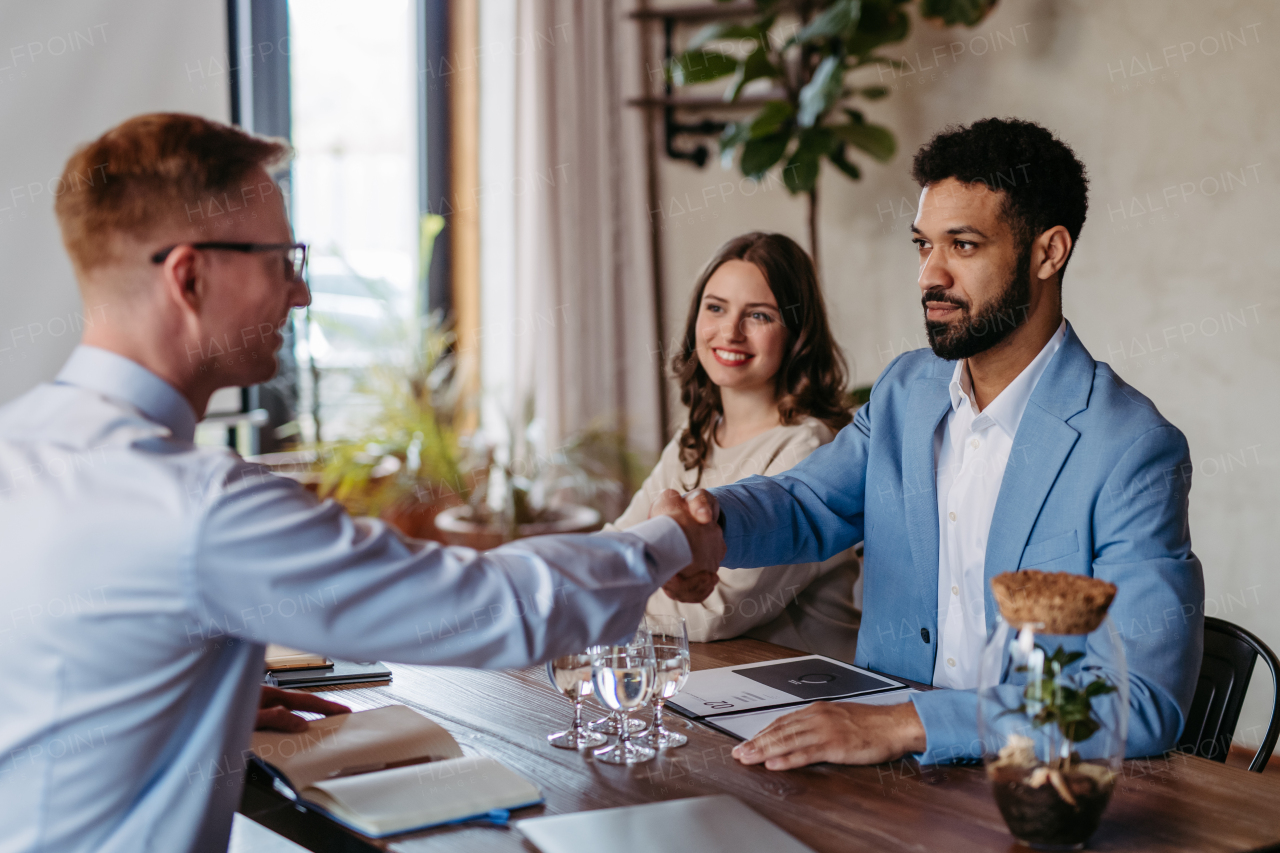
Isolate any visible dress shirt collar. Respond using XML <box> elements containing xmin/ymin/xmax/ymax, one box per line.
<box><xmin>948</xmin><ymin>319</ymin><xmax>1067</xmax><ymax>439</ymax></box>
<box><xmin>56</xmin><ymin>345</ymin><xmax>198</xmax><ymax>442</ymax></box>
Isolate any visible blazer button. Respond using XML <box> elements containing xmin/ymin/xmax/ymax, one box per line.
<box><xmin>921</xmin><ymin>628</ymin><xmax>931</xmax><ymax>644</ymax></box>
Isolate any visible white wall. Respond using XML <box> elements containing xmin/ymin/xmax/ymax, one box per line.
<box><xmin>0</xmin><ymin>0</ymin><xmax>229</xmax><ymax>404</ymax></box>
<box><xmin>651</xmin><ymin>0</ymin><xmax>1279</xmax><ymax>747</ymax></box>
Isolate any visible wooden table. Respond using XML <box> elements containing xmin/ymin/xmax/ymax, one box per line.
<box><xmin>239</xmin><ymin>639</ymin><xmax>1280</xmax><ymax>853</ymax></box>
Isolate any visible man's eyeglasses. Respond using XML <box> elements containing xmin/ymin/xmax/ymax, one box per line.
<box><xmin>150</xmin><ymin>242</ymin><xmax>308</xmax><ymax>282</ymax></box>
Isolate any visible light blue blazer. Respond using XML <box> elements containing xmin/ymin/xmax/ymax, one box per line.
<box><xmin>709</xmin><ymin>323</ymin><xmax>1204</xmax><ymax>764</ymax></box>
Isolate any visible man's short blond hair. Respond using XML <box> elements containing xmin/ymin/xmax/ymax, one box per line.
<box><xmin>54</xmin><ymin>113</ymin><xmax>291</xmax><ymax>274</ymax></box>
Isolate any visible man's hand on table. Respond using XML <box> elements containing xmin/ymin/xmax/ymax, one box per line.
<box><xmin>649</xmin><ymin>488</ymin><xmax>725</xmax><ymax>603</ymax></box>
<box><xmin>255</xmin><ymin>685</ymin><xmax>350</xmax><ymax>732</ymax></box>
<box><xmin>731</xmin><ymin>700</ymin><xmax>927</xmax><ymax>770</ymax></box>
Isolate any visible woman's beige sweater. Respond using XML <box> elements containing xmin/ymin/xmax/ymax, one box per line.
<box><xmin>609</xmin><ymin>417</ymin><xmax>861</xmax><ymax>662</ymax></box>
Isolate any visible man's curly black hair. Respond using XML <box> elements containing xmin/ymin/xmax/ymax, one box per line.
<box><xmin>911</xmin><ymin>117</ymin><xmax>1089</xmax><ymax>282</ymax></box>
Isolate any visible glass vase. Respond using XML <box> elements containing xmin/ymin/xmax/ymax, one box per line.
<box><xmin>977</xmin><ymin>616</ymin><xmax>1128</xmax><ymax>851</ymax></box>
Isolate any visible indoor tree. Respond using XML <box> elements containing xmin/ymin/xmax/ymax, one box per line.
<box><xmin>669</xmin><ymin>0</ymin><xmax>998</xmax><ymax>268</ymax></box>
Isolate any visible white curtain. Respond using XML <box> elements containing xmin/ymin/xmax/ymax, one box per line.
<box><xmin>481</xmin><ymin>0</ymin><xmax>663</xmax><ymax>458</ymax></box>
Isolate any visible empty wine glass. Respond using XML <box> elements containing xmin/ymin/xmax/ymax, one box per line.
<box><xmin>590</xmin><ymin>632</ymin><xmax>657</xmax><ymax>764</ymax></box>
<box><xmin>639</xmin><ymin>614</ymin><xmax>691</xmax><ymax>749</ymax></box>
<box><xmin>546</xmin><ymin>654</ymin><xmax>607</xmax><ymax>749</ymax></box>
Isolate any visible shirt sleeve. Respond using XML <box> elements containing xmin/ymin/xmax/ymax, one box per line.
<box><xmin>188</xmin><ymin>462</ymin><xmax>691</xmax><ymax>670</ymax></box>
<box><xmin>645</xmin><ymin>426</ymin><xmax>854</xmax><ymax>642</ymax></box>
<box><xmin>711</xmin><ymin>406</ymin><xmax>871</xmax><ymax>568</ymax></box>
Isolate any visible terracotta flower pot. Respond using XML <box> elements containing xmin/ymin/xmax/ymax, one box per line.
<box><xmin>380</xmin><ymin>495</ymin><xmax>463</xmax><ymax>542</ymax></box>
<box><xmin>432</xmin><ymin>504</ymin><xmax>601</xmax><ymax>550</ymax></box>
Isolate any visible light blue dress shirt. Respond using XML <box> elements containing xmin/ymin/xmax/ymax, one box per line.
<box><xmin>0</xmin><ymin>346</ymin><xmax>691</xmax><ymax>853</ymax></box>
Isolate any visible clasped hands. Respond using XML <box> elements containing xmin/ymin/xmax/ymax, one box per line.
<box><xmin>646</xmin><ymin>488</ymin><xmax>928</xmax><ymax>771</ymax></box>
<box><xmin>647</xmin><ymin>488</ymin><xmax>725</xmax><ymax>603</ymax></box>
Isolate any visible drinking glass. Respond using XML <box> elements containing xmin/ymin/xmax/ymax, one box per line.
<box><xmin>586</xmin><ymin>632</ymin><xmax>649</xmax><ymax>736</ymax></box>
<box><xmin>586</xmin><ymin>710</ymin><xmax>647</xmax><ymax>735</ymax></box>
<box><xmin>590</xmin><ymin>632</ymin><xmax>657</xmax><ymax>764</ymax></box>
<box><xmin>545</xmin><ymin>654</ymin><xmax>607</xmax><ymax>749</ymax></box>
<box><xmin>639</xmin><ymin>614</ymin><xmax>691</xmax><ymax>749</ymax></box>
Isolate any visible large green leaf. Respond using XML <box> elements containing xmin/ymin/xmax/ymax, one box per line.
<box><xmin>828</xmin><ymin>144</ymin><xmax>862</xmax><ymax>181</ymax></box>
<box><xmin>740</xmin><ymin>131</ymin><xmax>791</xmax><ymax>179</ymax></box>
<box><xmin>720</xmin><ymin>101</ymin><xmax>793</xmax><ymax>168</ymax></box>
<box><xmin>845</xmin><ymin>0</ymin><xmax>911</xmax><ymax>55</ymax></box>
<box><xmin>668</xmin><ymin>49</ymin><xmax>738</xmax><ymax>85</ymax></box>
<box><xmin>919</xmin><ymin>0</ymin><xmax>999</xmax><ymax>27</ymax></box>
<box><xmin>784</xmin><ymin>148</ymin><xmax>820</xmax><ymax>194</ymax></box>
<box><xmin>748</xmin><ymin>100</ymin><xmax>794</xmax><ymax>138</ymax></box>
<box><xmin>797</xmin><ymin>54</ymin><xmax>844</xmax><ymax>127</ymax></box>
<box><xmin>783</xmin><ymin>128</ymin><xmax>837</xmax><ymax>193</ymax></box>
<box><xmin>719</xmin><ymin>121</ymin><xmax>753</xmax><ymax>158</ymax></box>
<box><xmin>797</xmin><ymin>0</ymin><xmax>861</xmax><ymax>43</ymax></box>
<box><xmin>832</xmin><ymin>111</ymin><xmax>896</xmax><ymax>161</ymax></box>
<box><xmin>725</xmin><ymin>45</ymin><xmax>778</xmax><ymax>102</ymax></box>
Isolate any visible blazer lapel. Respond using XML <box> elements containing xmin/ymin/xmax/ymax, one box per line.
<box><xmin>902</xmin><ymin>365</ymin><xmax>953</xmax><ymax>617</ymax></box>
<box><xmin>982</xmin><ymin>323</ymin><xmax>1094</xmax><ymax>632</ymax></box>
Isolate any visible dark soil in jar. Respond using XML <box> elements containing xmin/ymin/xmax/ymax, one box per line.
<box><xmin>990</xmin><ymin>765</ymin><xmax>1114</xmax><ymax>849</ymax></box>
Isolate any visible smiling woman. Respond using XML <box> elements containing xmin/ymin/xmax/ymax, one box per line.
<box><xmin>608</xmin><ymin>232</ymin><xmax>862</xmax><ymax>660</ymax></box>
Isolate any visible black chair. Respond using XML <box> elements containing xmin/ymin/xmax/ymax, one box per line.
<box><xmin>1177</xmin><ymin>616</ymin><xmax>1280</xmax><ymax>772</ymax></box>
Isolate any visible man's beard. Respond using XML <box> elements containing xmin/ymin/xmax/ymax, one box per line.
<box><xmin>923</xmin><ymin>243</ymin><xmax>1033</xmax><ymax>361</ymax></box>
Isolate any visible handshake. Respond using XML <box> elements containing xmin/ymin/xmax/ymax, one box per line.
<box><xmin>648</xmin><ymin>489</ymin><xmax>726</xmax><ymax>604</ymax></box>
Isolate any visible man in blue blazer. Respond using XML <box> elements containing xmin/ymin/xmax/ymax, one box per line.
<box><xmin>669</xmin><ymin>118</ymin><xmax>1204</xmax><ymax>769</ymax></box>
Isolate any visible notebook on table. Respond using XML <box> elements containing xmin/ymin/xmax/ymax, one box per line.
<box><xmin>516</xmin><ymin>795</ymin><xmax>816</xmax><ymax>853</ymax></box>
<box><xmin>262</xmin><ymin>644</ymin><xmax>392</xmax><ymax>688</ymax></box>
<box><xmin>264</xmin><ymin>644</ymin><xmax>330</xmax><ymax>670</ymax></box>
<box><xmin>265</xmin><ymin>659</ymin><xmax>393</xmax><ymax>689</ymax></box>
<box><xmin>250</xmin><ymin>704</ymin><xmax>542</xmax><ymax>838</ymax></box>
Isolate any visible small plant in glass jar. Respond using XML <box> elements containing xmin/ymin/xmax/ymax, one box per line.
<box><xmin>978</xmin><ymin>570</ymin><xmax>1128</xmax><ymax>851</ymax></box>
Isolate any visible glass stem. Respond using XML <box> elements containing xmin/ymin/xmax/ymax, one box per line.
<box><xmin>572</xmin><ymin>698</ymin><xmax>584</xmax><ymax>740</ymax></box>
<box><xmin>654</xmin><ymin>698</ymin><xmax>666</xmax><ymax>735</ymax></box>
<box><xmin>619</xmin><ymin>711</ymin><xmax>632</xmax><ymax>752</ymax></box>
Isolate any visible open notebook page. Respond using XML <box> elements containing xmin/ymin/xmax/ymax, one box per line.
<box><xmin>251</xmin><ymin>705</ymin><xmax>463</xmax><ymax>790</ymax></box>
<box><xmin>308</xmin><ymin>756</ymin><xmax>542</xmax><ymax>837</ymax></box>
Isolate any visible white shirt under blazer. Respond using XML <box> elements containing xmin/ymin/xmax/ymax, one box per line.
<box><xmin>931</xmin><ymin>321</ymin><xmax>1066</xmax><ymax>689</ymax></box>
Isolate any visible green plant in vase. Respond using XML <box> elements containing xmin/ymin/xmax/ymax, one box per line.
<box><xmin>988</xmin><ymin>643</ymin><xmax>1121</xmax><ymax>848</ymax></box>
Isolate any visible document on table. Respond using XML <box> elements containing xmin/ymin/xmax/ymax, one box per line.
<box><xmin>666</xmin><ymin>655</ymin><xmax>906</xmax><ymax>720</ymax></box>
<box><xmin>708</xmin><ymin>689</ymin><xmax>922</xmax><ymax>742</ymax></box>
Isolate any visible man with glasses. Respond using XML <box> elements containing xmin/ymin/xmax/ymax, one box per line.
<box><xmin>0</xmin><ymin>113</ymin><xmax>723</xmax><ymax>853</ymax></box>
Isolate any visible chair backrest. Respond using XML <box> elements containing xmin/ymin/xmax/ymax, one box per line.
<box><xmin>1177</xmin><ymin>616</ymin><xmax>1280</xmax><ymax>772</ymax></box>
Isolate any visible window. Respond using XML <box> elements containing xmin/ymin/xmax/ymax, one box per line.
<box><xmin>289</xmin><ymin>0</ymin><xmax>421</xmax><ymax>442</ymax></box>
<box><xmin>213</xmin><ymin>0</ymin><xmax>452</xmax><ymax>451</ymax></box>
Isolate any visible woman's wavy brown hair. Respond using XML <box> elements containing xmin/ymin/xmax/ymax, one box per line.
<box><xmin>674</xmin><ymin>232</ymin><xmax>852</xmax><ymax>484</ymax></box>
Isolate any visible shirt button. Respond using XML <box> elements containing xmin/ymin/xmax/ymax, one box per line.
<box><xmin>947</xmin><ymin>657</ymin><xmax>957</xmax><ymax>668</ymax></box>
<box><xmin>948</xmin><ymin>511</ymin><xmax>956</xmax><ymax>522</ymax></box>
<box><xmin>951</xmin><ymin>585</ymin><xmax>959</xmax><ymax>596</ymax></box>
<box><xmin>970</xmin><ymin>438</ymin><xmax>979</xmax><ymax>449</ymax></box>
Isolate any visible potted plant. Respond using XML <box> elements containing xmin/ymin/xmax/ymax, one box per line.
<box><xmin>433</xmin><ymin>410</ymin><xmax>647</xmax><ymax>549</ymax></box>
<box><xmin>666</xmin><ymin>0</ymin><xmax>999</xmax><ymax>265</ymax></box>
<box><xmin>978</xmin><ymin>571</ymin><xmax>1129</xmax><ymax>850</ymax></box>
